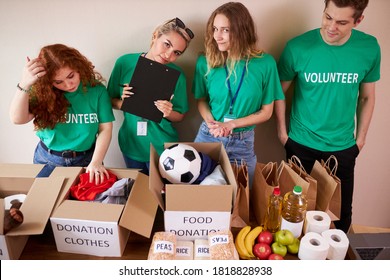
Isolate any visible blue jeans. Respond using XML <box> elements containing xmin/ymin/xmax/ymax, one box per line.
<box><xmin>123</xmin><ymin>154</ymin><xmax>150</xmax><ymax>175</ymax></box>
<box><xmin>33</xmin><ymin>142</ymin><xmax>94</xmax><ymax>177</ymax></box>
<box><xmin>194</xmin><ymin>121</ymin><xmax>256</xmax><ymax>188</ymax></box>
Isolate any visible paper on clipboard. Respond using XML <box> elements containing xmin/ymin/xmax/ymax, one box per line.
<box><xmin>120</xmin><ymin>55</ymin><xmax>180</xmax><ymax>123</ymax></box>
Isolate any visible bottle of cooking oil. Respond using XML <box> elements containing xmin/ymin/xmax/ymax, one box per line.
<box><xmin>263</xmin><ymin>187</ymin><xmax>282</xmax><ymax>233</ymax></box>
<box><xmin>280</xmin><ymin>185</ymin><xmax>307</xmax><ymax>238</ymax></box>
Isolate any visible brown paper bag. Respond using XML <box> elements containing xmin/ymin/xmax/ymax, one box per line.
<box><xmin>278</xmin><ymin>156</ymin><xmax>317</xmax><ymax>211</ymax></box>
<box><xmin>287</xmin><ymin>156</ymin><xmax>317</xmax><ymax>211</ymax></box>
<box><xmin>310</xmin><ymin>155</ymin><xmax>341</xmax><ymax>221</ymax></box>
<box><xmin>251</xmin><ymin>162</ymin><xmax>279</xmax><ymax>226</ymax></box>
<box><xmin>230</xmin><ymin>160</ymin><xmax>250</xmax><ymax>228</ymax></box>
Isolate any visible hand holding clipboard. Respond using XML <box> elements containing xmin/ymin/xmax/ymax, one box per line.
<box><xmin>120</xmin><ymin>56</ymin><xmax>180</xmax><ymax>123</ymax></box>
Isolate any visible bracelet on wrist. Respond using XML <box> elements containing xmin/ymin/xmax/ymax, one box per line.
<box><xmin>16</xmin><ymin>83</ymin><xmax>30</xmax><ymax>93</ymax></box>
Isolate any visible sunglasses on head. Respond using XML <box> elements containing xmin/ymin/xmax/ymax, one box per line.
<box><xmin>171</xmin><ymin>17</ymin><xmax>194</xmax><ymax>39</ymax></box>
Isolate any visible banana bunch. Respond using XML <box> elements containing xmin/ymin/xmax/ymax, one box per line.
<box><xmin>235</xmin><ymin>225</ymin><xmax>263</xmax><ymax>259</ymax></box>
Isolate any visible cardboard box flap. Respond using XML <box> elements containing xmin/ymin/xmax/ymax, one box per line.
<box><xmin>217</xmin><ymin>144</ymin><xmax>237</xmax><ymax>191</ymax></box>
<box><xmin>109</xmin><ymin>168</ymin><xmax>139</xmax><ymax>180</ymax></box>
<box><xmin>166</xmin><ymin>185</ymin><xmax>232</xmax><ymax>211</ymax></box>
<box><xmin>52</xmin><ymin>199</ymin><xmax>124</xmax><ymax>221</ymax></box>
<box><xmin>49</xmin><ymin>167</ymin><xmax>84</xmax><ymax>209</ymax></box>
<box><xmin>119</xmin><ymin>172</ymin><xmax>158</xmax><ymax>238</ymax></box>
<box><xmin>6</xmin><ymin>177</ymin><xmax>65</xmax><ymax>236</ymax></box>
<box><xmin>0</xmin><ymin>199</ymin><xmax>4</xmax><ymax>235</ymax></box>
<box><xmin>149</xmin><ymin>144</ymin><xmax>166</xmax><ymax>210</ymax></box>
<box><xmin>0</xmin><ymin>163</ymin><xmax>44</xmax><ymax>177</ymax></box>
<box><xmin>1</xmin><ymin>235</ymin><xmax>29</xmax><ymax>260</ymax></box>
<box><xmin>0</xmin><ymin>178</ymin><xmax>35</xmax><ymax>197</ymax></box>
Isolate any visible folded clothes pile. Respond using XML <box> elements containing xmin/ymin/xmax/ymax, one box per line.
<box><xmin>70</xmin><ymin>171</ymin><xmax>134</xmax><ymax>205</ymax></box>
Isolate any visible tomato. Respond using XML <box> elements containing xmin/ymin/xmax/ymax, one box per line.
<box><xmin>253</xmin><ymin>242</ymin><xmax>272</xmax><ymax>260</ymax></box>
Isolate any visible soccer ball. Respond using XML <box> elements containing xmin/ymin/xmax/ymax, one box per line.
<box><xmin>159</xmin><ymin>143</ymin><xmax>202</xmax><ymax>184</ymax></box>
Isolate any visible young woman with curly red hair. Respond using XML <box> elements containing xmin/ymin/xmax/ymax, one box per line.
<box><xmin>10</xmin><ymin>44</ymin><xmax>114</xmax><ymax>183</ymax></box>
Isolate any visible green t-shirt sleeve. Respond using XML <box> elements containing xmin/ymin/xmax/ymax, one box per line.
<box><xmin>362</xmin><ymin>39</ymin><xmax>381</xmax><ymax>83</ymax></box>
<box><xmin>171</xmin><ymin>71</ymin><xmax>189</xmax><ymax>114</ymax></box>
<box><xmin>278</xmin><ymin>42</ymin><xmax>296</xmax><ymax>82</ymax></box>
<box><xmin>192</xmin><ymin>55</ymin><xmax>208</xmax><ymax>100</ymax></box>
<box><xmin>97</xmin><ymin>86</ymin><xmax>115</xmax><ymax>123</ymax></box>
<box><xmin>107</xmin><ymin>56</ymin><xmax>126</xmax><ymax>99</ymax></box>
<box><xmin>262</xmin><ymin>54</ymin><xmax>285</xmax><ymax>103</ymax></box>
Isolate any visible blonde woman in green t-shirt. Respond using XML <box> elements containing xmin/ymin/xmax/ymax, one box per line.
<box><xmin>107</xmin><ymin>18</ymin><xmax>194</xmax><ymax>172</ymax></box>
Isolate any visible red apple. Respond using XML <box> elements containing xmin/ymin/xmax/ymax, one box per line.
<box><xmin>253</xmin><ymin>242</ymin><xmax>272</xmax><ymax>260</ymax></box>
<box><xmin>257</xmin><ymin>230</ymin><xmax>273</xmax><ymax>245</ymax></box>
<box><xmin>268</xmin><ymin>253</ymin><xmax>284</xmax><ymax>260</ymax></box>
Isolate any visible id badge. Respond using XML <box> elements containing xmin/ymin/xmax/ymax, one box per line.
<box><xmin>137</xmin><ymin>121</ymin><xmax>147</xmax><ymax>136</ymax></box>
<box><xmin>223</xmin><ymin>114</ymin><xmax>236</xmax><ymax>123</ymax></box>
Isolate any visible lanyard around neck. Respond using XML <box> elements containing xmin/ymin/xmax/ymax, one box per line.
<box><xmin>224</xmin><ymin>64</ymin><xmax>246</xmax><ymax>114</ymax></box>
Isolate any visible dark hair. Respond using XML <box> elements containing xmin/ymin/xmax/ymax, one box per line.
<box><xmin>29</xmin><ymin>44</ymin><xmax>104</xmax><ymax>130</ymax></box>
<box><xmin>324</xmin><ymin>0</ymin><xmax>369</xmax><ymax>22</ymax></box>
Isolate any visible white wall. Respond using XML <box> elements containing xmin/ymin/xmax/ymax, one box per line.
<box><xmin>1</xmin><ymin>0</ymin><xmax>389</xmax><ymax>228</ymax></box>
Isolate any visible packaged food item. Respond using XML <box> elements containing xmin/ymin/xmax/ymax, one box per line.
<box><xmin>208</xmin><ymin>230</ymin><xmax>235</xmax><ymax>260</ymax></box>
<box><xmin>264</xmin><ymin>187</ymin><xmax>282</xmax><ymax>233</ymax></box>
<box><xmin>175</xmin><ymin>240</ymin><xmax>194</xmax><ymax>260</ymax></box>
<box><xmin>147</xmin><ymin>231</ymin><xmax>176</xmax><ymax>260</ymax></box>
<box><xmin>281</xmin><ymin>185</ymin><xmax>308</xmax><ymax>238</ymax></box>
<box><xmin>194</xmin><ymin>239</ymin><xmax>210</xmax><ymax>260</ymax></box>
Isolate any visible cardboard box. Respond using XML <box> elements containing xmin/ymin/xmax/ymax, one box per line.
<box><xmin>149</xmin><ymin>142</ymin><xmax>237</xmax><ymax>241</ymax></box>
<box><xmin>49</xmin><ymin>142</ymin><xmax>236</xmax><ymax>257</ymax></box>
<box><xmin>50</xmin><ymin>167</ymin><xmax>158</xmax><ymax>257</ymax></box>
<box><xmin>0</xmin><ymin>163</ymin><xmax>64</xmax><ymax>260</ymax></box>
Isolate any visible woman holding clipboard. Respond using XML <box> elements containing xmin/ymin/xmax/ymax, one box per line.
<box><xmin>107</xmin><ymin>18</ymin><xmax>194</xmax><ymax>172</ymax></box>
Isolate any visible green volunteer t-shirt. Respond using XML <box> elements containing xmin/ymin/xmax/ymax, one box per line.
<box><xmin>107</xmin><ymin>53</ymin><xmax>189</xmax><ymax>161</ymax></box>
<box><xmin>192</xmin><ymin>53</ymin><xmax>284</xmax><ymax>132</ymax></box>
<box><xmin>278</xmin><ymin>29</ymin><xmax>381</xmax><ymax>151</ymax></box>
<box><xmin>36</xmin><ymin>83</ymin><xmax>115</xmax><ymax>151</ymax></box>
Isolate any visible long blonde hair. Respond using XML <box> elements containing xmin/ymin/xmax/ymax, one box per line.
<box><xmin>204</xmin><ymin>2</ymin><xmax>263</xmax><ymax>75</ymax></box>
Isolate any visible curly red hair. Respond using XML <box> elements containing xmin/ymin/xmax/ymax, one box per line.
<box><xmin>29</xmin><ymin>44</ymin><xmax>104</xmax><ymax>130</ymax></box>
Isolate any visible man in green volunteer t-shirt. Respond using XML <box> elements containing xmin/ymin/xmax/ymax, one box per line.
<box><xmin>275</xmin><ymin>0</ymin><xmax>381</xmax><ymax>233</ymax></box>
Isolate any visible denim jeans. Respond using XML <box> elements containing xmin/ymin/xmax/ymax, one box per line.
<box><xmin>285</xmin><ymin>138</ymin><xmax>360</xmax><ymax>233</ymax></box>
<box><xmin>194</xmin><ymin>121</ymin><xmax>256</xmax><ymax>188</ymax></box>
<box><xmin>33</xmin><ymin>142</ymin><xmax>94</xmax><ymax>177</ymax></box>
<box><xmin>123</xmin><ymin>154</ymin><xmax>150</xmax><ymax>175</ymax></box>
